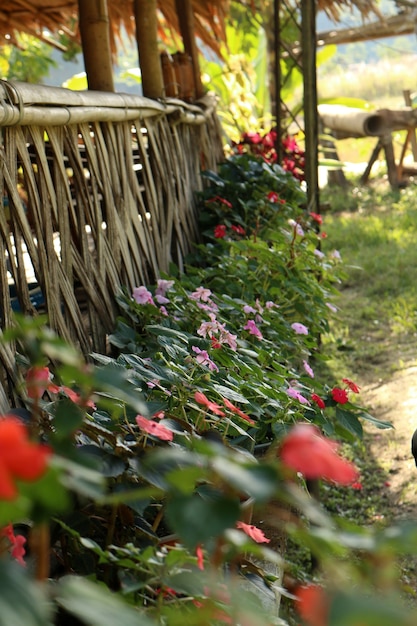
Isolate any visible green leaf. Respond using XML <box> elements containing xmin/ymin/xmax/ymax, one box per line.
<box><xmin>335</xmin><ymin>407</ymin><xmax>363</xmax><ymax>439</ymax></box>
<box><xmin>166</xmin><ymin>493</ymin><xmax>240</xmax><ymax>548</ymax></box>
<box><xmin>212</xmin><ymin>458</ymin><xmax>277</xmax><ymax>502</ymax></box>
<box><xmin>54</xmin><ymin>576</ymin><xmax>154</xmax><ymax>626</ymax></box>
<box><xmin>0</xmin><ymin>562</ymin><xmax>53</xmax><ymax>626</ymax></box>
<box><xmin>359</xmin><ymin>411</ymin><xmax>393</xmax><ymax>430</ymax></box>
<box><xmin>52</xmin><ymin>398</ymin><xmax>85</xmax><ymax>439</ymax></box>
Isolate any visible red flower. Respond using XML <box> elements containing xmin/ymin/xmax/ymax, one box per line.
<box><xmin>267</xmin><ymin>191</ymin><xmax>280</xmax><ymax>203</ymax></box>
<box><xmin>135</xmin><ymin>415</ymin><xmax>173</xmax><ymax>441</ymax></box>
<box><xmin>194</xmin><ymin>392</ymin><xmax>225</xmax><ymax>416</ymax></box>
<box><xmin>296</xmin><ymin>584</ymin><xmax>329</xmax><ymax>626</ymax></box>
<box><xmin>309</xmin><ymin>212</ymin><xmax>323</xmax><ymax>225</ymax></box>
<box><xmin>236</xmin><ymin>521</ymin><xmax>270</xmax><ymax>543</ymax></box>
<box><xmin>223</xmin><ymin>398</ymin><xmax>255</xmax><ymax>425</ymax></box>
<box><xmin>231</xmin><ymin>224</ymin><xmax>245</xmax><ymax>235</ymax></box>
<box><xmin>196</xmin><ymin>544</ymin><xmax>204</xmax><ymax>570</ymax></box>
<box><xmin>279</xmin><ymin>423</ymin><xmax>358</xmax><ymax>485</ymax></box>
<box><xmin>331</xmin><ymin>387</ymin><xmax>349</xmax><ymax>404</ymax></box>
<box><xmin>351</xmin><ymin>481</ymin><xmax>363</xmax><ymax>490</ymax></box>
<box><xmin>311</xmin><ymin>393</ymin><xmax>325</xmax><ymax>409</ymax></box>
<box><xmin>206</xmin><ymin>196</ymin><xmax>233</xmax><ymax>208</ymax></box>
<box><xmin>0</xmin><ymin>417</ymin><xmax>51</xmax><ymax>500</ymax></box>
<box><xmin>211</xmin><ymin>338</ymin><xmax>222</xmax><ymax>349</ymax></box>
<box><xmin>342</xmin><ymin>378</ymin><xmax>360</xmax><ymax>394</ymax></box>
<box><xmin>214</xmin><ymin>224</ymin><xmax>227</xmax><ymax>239</ymax></box>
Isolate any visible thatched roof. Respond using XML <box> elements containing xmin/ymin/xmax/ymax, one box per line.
<box><xmin>0</xmin><ymin>0</ymin><xmax>383</xmax><ymax>54</ymax></box>
<box><xmin>0</xmin><ymin>1</ymin><xmax>228</xmax><ymax>56</ymax></box>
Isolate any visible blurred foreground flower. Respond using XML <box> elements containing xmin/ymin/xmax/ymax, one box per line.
<box><xmin>0</xmin><ymin>417</ymin><xmax>51</xmax><ymax>500</ymax></box>
<box><xmin>279</xmin><ymin>423</ymin><xmax>358</xmax><ymax>485</ymax></box>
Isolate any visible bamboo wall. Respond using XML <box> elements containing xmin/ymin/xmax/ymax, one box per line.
<box><xmin>0</xmin><ymin>80</ymin><xmax>224</xmax><ymax>407</ymax></box>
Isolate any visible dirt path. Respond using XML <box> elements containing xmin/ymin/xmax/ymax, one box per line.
<box><xmin>362</xmin><ymin>365</ymin><xmax>417</xmax><ymax>520</ymax></box>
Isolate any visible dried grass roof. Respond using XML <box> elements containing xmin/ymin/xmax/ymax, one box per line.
<box><xmin>0</xmin><ymin>0</ymin><xmax>383</xmax><ymax>54</ymax></box>
<box><xmin>0</xmin><ymin>1</ymin><xmax>229</xmax><ymax>56</ymax></box>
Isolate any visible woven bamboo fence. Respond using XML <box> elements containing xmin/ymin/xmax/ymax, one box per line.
<box><xmin>0</xmin><ymin>80</ymin><xmax>224</xmax><ymax>407</ymax></box>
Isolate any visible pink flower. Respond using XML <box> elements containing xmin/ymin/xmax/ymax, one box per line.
<box><xmin>303</xmin><ymin>360</ymin><xmax>314</xmax><ymax>378</ymax></box>
<box><xmin>156</xmin><ymin>279</ymin><xmax>174</xmax><ymax>297</ymax></box>
<box><xmin>265</xmin><ymin>300</ymin><xmax>278</xmax><ymax>309</ymax></box>
<box><xmin>243</xmin><ymin>319</ymin><xmax>263</xmax><ymax>340</ymax></box>
<box><xmin>133</xmin><ymin>286</ymin><xmax>155</xmax><ymax>305</ymax></box>
<box><xmin>214</xmin><ymin>224</ymin><xmax>227</xmax><ymax>239</ymax></box>
<box><xmin>190</xmin><ymin>287</ymin><xmax>212</xmax><ymax>302</ymax></box>
<box><xmin>223</xmin><ymin>398</ymin><xmax>255</xmax><ymax>425</ymax></box>
<box><xmin>280</xmin><ymin>423</ymin><xmax>359</xmax><ymax>485</ymax></box>
<box><xmin>243</xmin><ymin>304</ymin><xmax>257</xmax><ymax>315</ymax></box>
<box><xmin>291</xmin><ymin>322</ymin><xmax>309</xmax><ymax>335</ymax></box>
<box><xmin>194</xmin><ymin>392</ymin><xmax>225</xmax><ymax>416</ymax></box>
<box><xmin>342</xmin><ymin>378</ymin><xmax>360</xmax><ymax>394</ymax></box>
<box><xmin>286</xmin><ymin>387</ymin><xmax>310</xmax><ymax>405</ymax></box>
<box><xmin>236</xmin><ymin>521</ymin><xmax>270</xmax><ymax>543</ymax></box>
<box><xmin>135</xmin><ymin>415</ymin><xmax>173</xmax><ymax>441</ymax></box>
<box><xmin>331</xmin><ymin>387</ymin><xmax>349</xmax><ymax>404</ymax></box>
<box><xmin>1</xmin><ymin>524</ymin><xmax>26</xmax><ymax>566</ymax></box>
<box><xmin>192</xmin><ymin>346</ymin><xmax>219</xmax><ymax>372</ymax></box>
<box><xmin>311</xmin><ymin>393</ymin><xmax>325</xmax><ymax>409</ymax></box>
<box><xmin>26</xmin><ymin>365</ymin><xmax>53</xmax><ymax>400</ymax></box>
<box><xmin>326</xmin><ymin>302</ymin><xmax>337</xmax><ymax>313</ymax></box>
<box><xmin>155</xmin><ymin>294</ymin><xmax>170</xmax><ymax>304</ymax></box>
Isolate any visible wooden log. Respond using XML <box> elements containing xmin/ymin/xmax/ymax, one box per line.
<box><xmin>318</xmin><ymin>104</ymin><xmax>417</xmax><ymax>139</ymax></box>
<box><xmin>174</xmin><ymin>0</ymin><xmax>204</xmax><ymax>99</ymax></box>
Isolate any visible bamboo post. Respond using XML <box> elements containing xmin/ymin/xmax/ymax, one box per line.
<box><xmin>78</xmin><ymin>0</ymin><xmax>114</xmax><ymax>92</ymax></box>
<box><xmin>301</xmin><ymin>0</ymin><xmax>319</xmax><ymax>213</ymax></box>
<box><xmin>174</xmin><ymin>0</ymin><xmax>204</xmax><ymax>99</ymax></box>
<box><xmin>134</xmin><ymin>0</ymin><xmax>164</xmax><ymax>100</ymax></box>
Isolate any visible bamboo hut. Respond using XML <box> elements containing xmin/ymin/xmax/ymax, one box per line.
<box><xmin>0</xmin><ymin>0</ymin><xmax>392</xmax><ymax>407</ymax></box>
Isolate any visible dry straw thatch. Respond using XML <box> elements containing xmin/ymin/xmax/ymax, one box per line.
<box><xmin>0</xmin><ymin>1</ymin><xmax>382</xmax><ymax>53</ymax></box>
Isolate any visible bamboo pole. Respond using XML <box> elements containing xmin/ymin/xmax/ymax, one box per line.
<box><xmin>78</xmin><ymin>0</ymin><xmax>115</xmax><ymax>92</ymax></box>
<box><xmin>174</xmin><ymin>0</ymin><xmax>204</xmax><ymax>99</ymax></box>
<box><xmin>134</xmin><ymin>0</ymin><xmax>164</xmax><ymax>99</ymax></box>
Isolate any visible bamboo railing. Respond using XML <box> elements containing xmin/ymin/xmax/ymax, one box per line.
<box><xmin>0</xmin><ymin>80</ymin><xmax>224</xmax><ymax>407</ymax></box>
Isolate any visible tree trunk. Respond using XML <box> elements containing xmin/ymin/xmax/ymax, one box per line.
<box><xmin>78</xmin><ymin>0</ymin><xmax>114</xmax><ymax>92</ymax></box>
<box><xmin>134</xmin><ymin>0</ymin><xmax>164</xmax><ymax>99</ymax></box>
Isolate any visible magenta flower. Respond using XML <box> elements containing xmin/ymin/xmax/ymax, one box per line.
<box><xmin>291</xmin><ymin>322</ymin><xmax>309</xmax><ymax>335</ymax></box>
<box><xmin>133</xmin><ymin>286</ymin><xmax>155</xmax><ymax>305</ymax></box>
<box><xmin>244</xmin><ymin>319</ymin><xmax>263</xmax><ymax>340</ymax></box>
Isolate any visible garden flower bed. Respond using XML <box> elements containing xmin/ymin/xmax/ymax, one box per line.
<box><xmin>1</xmin><ymin>149</ymin><xmax>412</xmax><ymax>626</ymax></box>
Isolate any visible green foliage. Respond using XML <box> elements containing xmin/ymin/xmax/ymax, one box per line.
<box><xmin>0</xmin><ymin>34</ymin><xmax>57</xmax><ymax>84</ymax></box>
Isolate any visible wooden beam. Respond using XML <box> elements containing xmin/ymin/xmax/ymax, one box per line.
<box><xmin>174</xmin><ymin>0</ymin><xmax>204</xmax><ymax>99</ymax></box>
<box><xmin>134</xmin><ymin>0</ymin><xmax>164</xmax><ymax>100</ymax></box>
<box><xmin>78</xmin><ymin>0</ymin><xmax>114</xmax><ymax>92</ymax></box>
